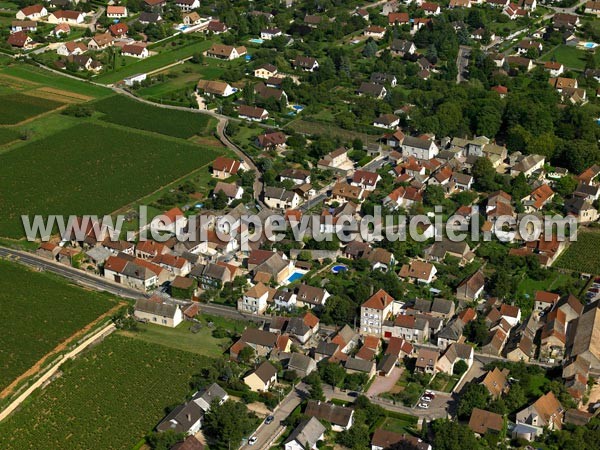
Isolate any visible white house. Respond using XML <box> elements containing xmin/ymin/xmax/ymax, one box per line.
<box><xmin>124</xmin><ymin>73</ymin><xmax>147</xmax><ymax>86</ymax></box>
<box><xmin>134</xmin><ymin>297</ymin><xmax>183</xmax><ymax>327</ymax></box>
<box><xmin>244</xmin><ymin>361</ymin><xmax>278</xmax><ymax>392</ymax></box>
<box><xmin>402</xmin><ymin>135</ymin><xmax>439</xmax><ymax>160</ymax></box>
<box><xmin>174</xmin><ymin>0</ymin><xmax>200</xmax><ymax>11</ymax></box>
<box><xmin>284</xmin><ymin>417</ymin><xmax>325</xmax><ymax>450</ymax></box>
<box><xmin>47</xmin><ymin>10</ymin><xmax>85</xmax><ymax>24</ymax></box>
<box><xmin>263</xmin><ymin>186</ymin><xmax>301</xmax><ymax>210</ymax></box>
<box><xmin>122</xmin><ymin>43</ymin><xmax>148</xmax><ymax>58</ymax></box>
<box><xmin>238</xmin><ymin>282</ymin><xmax>271</xmax><ymax>315</ymax></box>
<box><xmin>16</xmin><ymin>4</ymin><xmax>47</xmax><ymax>20</ymax></box>
<box><xmin>106</xmin><ymin>5</ymin><xmax>127</xmax><ymax>18</ymax></box>
<box><xmin>261</xmin><ymin>28</ymin><xmax>282</xmax><ymax>40</ymax></box>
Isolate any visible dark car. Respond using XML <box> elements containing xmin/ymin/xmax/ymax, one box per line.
<box><xmin>265</xmin><ymin>415</ymin><xmax>274</xmax><ymax>424</ymax></box>
<box><xmin>347</xmin><ymin>391</ymin><xmax>359</xmax><ymax>398</ymax></box>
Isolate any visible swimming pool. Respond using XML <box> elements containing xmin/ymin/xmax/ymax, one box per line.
<box><xmin>287</xmin><ymin>271</ymin><xmax>304</xmax><ymax>283</ymax></box>
<box><xmin>584</xmin><ymin>42</ymin><xmax>598</xmax><ymax>49</ymax></box>
<box><xmin>249</xmin><ymin>38</ymin><xmax>264</xmax><ymax>44</ymax></box>
<box><xmin>292</xmin><ymin>104</ymin><xmax>304</xmax><ymax>111</ymax></box>
<box><xmin>331</xmin><ymin>265</ymin><xmax>348</xmax><ymax>274</ymax></box>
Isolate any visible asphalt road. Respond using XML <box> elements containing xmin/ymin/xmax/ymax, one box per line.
<box><xmin>321</xmin><ymin>384</ymin><xmax>451</xmax><ymax>420</ymax></box>
<box><xmin>241</xmin><ymin>383</ymin><xmax>308</xmax><ymax>450</ymax></box>
<box><xmin>0</xmin><ymin>246</ymin><xmax>340</xmax><ymax>332</ymax></box>
<box><xmin>456</xmin><ymin>46</ymin><xmax>471</xmax><ymax>84</ymax></box>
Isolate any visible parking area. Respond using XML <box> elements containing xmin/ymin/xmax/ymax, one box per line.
<box><xmin>367</xmin><ymin>367</ymin><xmax>403</xmax><ymax>397</ymax></box>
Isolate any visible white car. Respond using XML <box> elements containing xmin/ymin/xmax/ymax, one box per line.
<box><xmin>418</xmin><ymin>402</ymin><xmax>430</xmax><ymax>409</ymax></box>
<box><xmin>248</xmin><ymin>436</ymin><xmax>257</xmax><ymax>446</ymax></box>
<box><xmin>421</xmin><ymin>396</ymin><xmax>432</xmax><ymax>403</ymax></box>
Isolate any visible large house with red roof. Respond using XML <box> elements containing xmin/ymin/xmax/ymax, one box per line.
<box><xmin>211</xmin><ymin>156</ymin><xmax>249</xmax><ymax>179</ymax></box>
<box><xmin>360</xmin><ymin>289</ymin><xmax>395</xmax><ymax>336</ymax></box>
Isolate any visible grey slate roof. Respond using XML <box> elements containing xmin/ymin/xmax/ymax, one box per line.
<box><xmin>135</xmin><ymin>298</ymin><xmax>179</xmax><ymax>318</ymax></box>
<box><xmin>283</xmin><ymin>417</ymin><xmax>325</xmax><ymax>448</ymax></box>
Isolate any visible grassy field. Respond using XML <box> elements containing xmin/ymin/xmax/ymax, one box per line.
<box><xmin>540</xmin><ymin>44</ymin><xmax>600</xmax><ymax>70</ymax></box>
<box><xmin>92</xmin><ymin>95</ymin><xmax>216</xmax><ymax>139</ymax></box>
<box><xmin>0</xmin><ymin>122</ymin><xmax>221</xmax><ymax>238</ymax></box>
<box><xmin>0</xmin><ymin>128</ymin><xmax>20</xmax><ymax>147</ymax></box>
<box><xmin>94</xmin><ymin>38</ymin><xmax>215</xmax><ymax>85</ymax></box>
<box><xmin>0</xmin><ymin>334</ymin><xmax>211</xmax><ymax>450</ymax></box>
<box><xmin>555</xmin><ymin>231</ymin><xmax>600</xmax><ymax>274</ymax></box>
<box><xmin>121</xmin><ymin>314</ymin><xmax>247</xmax><ymax>357</ymax></box>
<box><xmin>137</xmin><ymin>59</ymin><xmax>232</xmax><ymax>99</ymax></box>
<box><xmin>286</xmin><ymin>118</ymin><xmax>376</xmax><ymax>142</ymax></box>
<box><xmin>0</xmin><ymin>64</ymin><xmax>111</xmax><ymax>98</ymax></box>
<box><xmin>0</xmin><ymin>93</ymin><xmax>64</xmax><ymax>125</ymax></box>
<box><xmin>0</xmin><ymin>259</ymin><xmax>118</xmax><ymax>393</ymax></box>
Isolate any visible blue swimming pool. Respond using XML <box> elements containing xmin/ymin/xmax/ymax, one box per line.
<box><xmin>287</xmin><ymin>272</ymin><xmax>304</xmax><ymax>283</ymax></box>
<box><xmin>249</xmin><ymin>38</ymin><xmax>264</xmax><ymax>44</ymax></box>
<box><xmin>332</xmin><ymin>265</ymin><xmax>348</xmax><ymax>274</ymax></box>
<box><xmin>584</xmin><ymin>42</ymin><xmax>597</xmax><ymax>49</ymax></box>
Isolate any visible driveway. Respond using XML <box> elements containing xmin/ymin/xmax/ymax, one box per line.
<box><xmin>367</xmin><ymin>367</ymin><xmax>403</xmax><ymax>397</ymax></box>
<box><xmin>454</xmin><ymin>358</ymin><xmax>485</xmax><ymax>394</ymax></box>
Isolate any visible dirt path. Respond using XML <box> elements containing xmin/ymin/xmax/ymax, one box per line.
<box><xmin>0</xmin><ymin>321</ymin><xmax>117</xmax><ymax>423</ymax></box>
<box><xmin>0</xmin><ymin>302</ymin><xmax>125</xmax><ymax>401</ymax></box>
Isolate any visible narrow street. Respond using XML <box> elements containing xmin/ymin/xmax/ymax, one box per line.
<box><xmin>240</xmin><ymin>383</ymin><xmax>308</xmax><ymax>450</ymax></box>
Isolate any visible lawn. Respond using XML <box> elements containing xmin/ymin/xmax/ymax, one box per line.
<box><xmin>0</xmin><ymin>259</ymin><xmax>118</xmax><ymax>394</ymax></box>
<box><xmin>516</xmin><ymin>271</ymin><xmax>577</xmax><ymax>299</ymax></box>
<box><xmin>380</xmin><ymin>414</ymin><xmax>418</xmax><ymax>435</ymax></box>
<box><xmin>555</xmin><ymin>231</ymin><xmax>600</xmax><ymax>274</ymax></box>
<box><xmin>92</xmin><ymin>94</ymin><xmax>216</xmax><ymax>139</ymax></box>
<box><xmin>540</xmin><ymin>44</ymin><xmax>600</xmax><ymax>70</ymax></box>
<box><xmin>0</xmin><ymin>334</ymin><xmax>211</xmax><ymax>450</ymax></box>
<box><xmin>0</xmin><ymin>93</ymin><xmax>64</xmax><ymax>125</ymax></box>
<box><xmin>121</xmin><ymin>314</ymin><xmax>247</xmax><ymax>357</ymax></box>
<box><xmin>94</xmin><ymin>38</ymin><xmax>215</xmax><ymax>85</ymax></box>
<box><xmin>0</xmin><ymin>122</ymin><xmax>222</xmax><ymax>238</ymax></box>
<box><xmin>429</xmin><ymin>372</ymin><xmax>460</xmax><ymax>393</ymax></box>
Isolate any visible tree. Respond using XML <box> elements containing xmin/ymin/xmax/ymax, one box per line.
<box><xmin>213</xmin><ymin>190</ymin><xmax>229</xmax><ymax>210</ymax></box>
<box><xmin>424</xmin><ymin>184</ymin><xmax>445</xmax><ymax>207</ymax></box>
<box><xmin>457</xmin><ymin>383</ymin><xmax>491</xmax><ymax>419</ymax></box>
<box><xmin>203</xmin><ymin>401</ymin><xmax>258</xmax><ymax>450</ymax></box>
<box><xmin>305</xmin><ymin>372</ymin><xmax>325</xmax><ymax>401</ymax></box>
<box><xmin>191</xmin><ymin>52</ymin><xmax>204</xmax><ymax>64</ymax></box>
<box><xmin>363</xmin><ymin>40</ymin><xmax>378</xmax><ymax>58</ymax></box>
<box><xmin>337</xmin><ymin>424</ymin><xmax>370</xmax><ymax>449</ymax></box>
<box><xmin>454</xmin><ymin>359</ymin><xmax>469</xmax><ymax>376</ymax></box>
<box><xmin>472</xmin><ymin>157</ymin><xmax>497</xmax><ymax>192</ymax></box>
<box><xmin>238</xmin><ymin>346</ymin><xmax>255</xmax><ymax>364</ymax></box>
<box><xmin>554</xmin><ymin>175</ymin><xmax>577</xmax><ymax>197</ymax></box>
<box><xmin>464</xmin><ymin>314</ymin><xmax>488</xmax><ymax>345</ymax></box>
<box><xmin>319</xmin><ymin>361</ymin><xmax>346</xmax><ymax>387</ymax></box>
<box><xmin>430</xmin><ymin>419</ymin><xmax>482</xmax><ymax>450</ymax></box>
<box><xmin>146</xmin><ymin>431</ymin><xmax>187</xmax><ymax>450</ymax></box>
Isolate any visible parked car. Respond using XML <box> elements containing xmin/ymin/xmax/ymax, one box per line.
<box><xmin>248</xmin><ymin>436</ymin><xmax>257</xmax><ymax>445</ymax></box>
<box><xmin>347</xmin><ymin>391</ymin><xmax>359</xmax><ymax>397</ymax></box>
<box><xmin>265</xmin><ymin>415</ymin><xmax>274</xmax><ymax>424</ymax></box>
<box><xmin>424</xmin><ymin>390</ymin><xmax>435</xmax><ymax>398</ymax></box>
<box><xmin>418</xmin><ymin>402</ymin><xmax>430</xmax><ymax>409</ymax></box>
<box><xmin>421</xmin><ymin>396</ymin><xmax>432</xmax><ymax>403</ymax></box>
